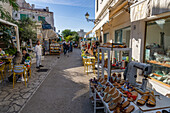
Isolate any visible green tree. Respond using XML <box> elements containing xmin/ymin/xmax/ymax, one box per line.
<box><xmin>0</xmin><ymin>0</ymin><xmax>19</xmax><ymax>20</ymax></box>
<box><xmin>62</xmin><ymin>29</ymin><xmax>80</xmax><ymax>42</ymax></box>
<box><xmin>62</xmin><ymin>29</ymin><xmax>72</xmax><ymax>39</ymax></box>
<box><xmin>65</xmin><ymin>35</ymin><xmax>73</xmax><ymax>41</ymax></box>
<box><xmin>15</xmin><ymin>18</ymin><xmax>37</xmax><ymax>44</ymax></box>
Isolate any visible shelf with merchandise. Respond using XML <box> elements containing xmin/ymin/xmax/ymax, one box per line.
<box><xmin>147</xmin><ymin>60</ymin><xmax>170</xmax><ymax>68</ymax></box>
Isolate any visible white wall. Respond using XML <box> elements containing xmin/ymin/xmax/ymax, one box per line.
<box><xmin>131</xmin><ymin>20</ymin><xmax>146</xmax><ymax>62</ymax></box>
<box><xmin>13</xmin><ymin>9</ymin><xmax>54</xmax><ymax>28</ymax></box>
<box><xmin>0</xmin><ymin>1</ymin><xmax>13</xmax><ymax>16</ymax></box>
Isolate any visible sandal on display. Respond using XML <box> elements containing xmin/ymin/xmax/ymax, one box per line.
<box><xmin>122</xmin><ymin>101</ymin><xmax>130</xmax><ymax>108</ymax></box>
<box><xmin>137</xmin><ymin>94</ymin><xmax>149</xmax><ymax>106</ymax></box>
<box><xmin>103</xmin><ymin>87</ymin><xmax>116</xmax><ymax>102</ymax></box>
<box><xmin>109</xmin><ymin>103</ymin><xmax>117</xmax><ymax>111</ymax></box>
<box><xmin>156</xmin><ymin>111</ymin><xmax>161</xmax><ymax>113</ymax></box>
<box><xmin>146</xmin><ymin>91</ymin><xmax>156</xmax><ymax>107</ymax></box>
<box><xmin>116</xmin><ymin>107</ymin><xmax>121</xmax><ymax>113</ymax></box>
<box><xmin>125</xmin><ymin>105</ymin><xmax>135</xmax><ymax>113</ymax></box>
<box><xmin>112</xmin><ymin>82</ymin><xmax>118</xmax><ymax>86</ymax></box>
<box><xmin>98</xmin><ymin>77</ymin><xmax>103</xmax><ymax>82</ymax></box>
<box><xmin>97</xmin><ymin>87</ymin><xmax>103</xmax><ymax>92</ymax></box>
<box><xmin>108</xmin><ymin>91</ymin><xmax>120</xmax><ymax>105</ymax></box>
<box><xmin>101</xmin><ymin>80</ymin><xmax>107</xmax><ymax>85</ymax></box>
<box><xmin>102</xmin><ymin>86</ymin><xmax>110</xmax><ymax>97</ymax></box>
<box><xmin>131</xmin><ymin>91</ymin><xmax>138</xmax><ymax>101</ymax></box>
<box><xmin>108</xmin><ymin>90</ymin><xmax>119</xmax><ymax>102</ymax></box>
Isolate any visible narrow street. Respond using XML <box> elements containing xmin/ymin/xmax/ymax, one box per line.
<box><xmin>21</xmin><ymin>49</ymin><xmax>96</xmax><ymax>113</ymax></box>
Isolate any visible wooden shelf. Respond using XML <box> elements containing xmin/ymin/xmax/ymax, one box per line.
<box><xmin>150</xmin><ymin>77</ymin><xmax>170</xmax><ymax>88</ymax></box>
<box><xmin>153</xmin><ymin>73</ymin><xmax>162</xmax><ymax>77</ymax></box>
<box><xmin>147</xmin><ymin>60</ymin><xmax>170</xmax><ymax>68</ymax></box>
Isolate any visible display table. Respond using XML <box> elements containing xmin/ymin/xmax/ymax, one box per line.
<box><xmin>90</xmin><ymin>46</ymin><xmax>170</xmax><ymax>113</ymax></box>
<box><xmin>90</xmin><ymin>79</ymin><xmax>170</xmax><ymax>113</ymax></box>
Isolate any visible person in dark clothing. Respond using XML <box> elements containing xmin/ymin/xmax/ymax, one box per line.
<box><xmin>21</xmin><ymin>49</ymin><xmax>30</xmax><ymax>64</ymax></box>
<box><xmin>69</xmin><ymin>41</ymin><xmax>73</xmax><ymax>52</ymax></box>
<box><xmin>62</xmin><ymin>40</ymin><xmax>68</xmax><ymax>55</ymax></box>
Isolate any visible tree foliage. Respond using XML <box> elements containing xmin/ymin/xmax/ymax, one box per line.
<box><xmin>14</xmin><ymin>18</ymin><xmax>37</xmax><ymax>43</ymax></box>
<box><xmin>0</xmin><ymin>0</ymin><xmax>19</xmax><ymax>20</ymax></box>
<box><xmin>62</xmin><ymin>29</ymin><xmax>79</xmax><ymax>42</ymax></box>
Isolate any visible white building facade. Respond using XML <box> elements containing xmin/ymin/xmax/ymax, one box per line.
<box><xmin>13</xmin><ymin>0</ymin><xmax>54</xmax><ymax>29</ymax></box>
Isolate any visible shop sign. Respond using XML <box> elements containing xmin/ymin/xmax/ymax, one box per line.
<box><xmin>130</xmin><ymin>0</ymin><xmax>148</xmax><ymax>22</ymax></box>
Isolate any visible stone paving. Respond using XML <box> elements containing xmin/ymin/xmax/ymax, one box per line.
<box><xmin>0</xmin><ymin>56</ymin><xmax>59</xmax><ymax>113</ymax></box>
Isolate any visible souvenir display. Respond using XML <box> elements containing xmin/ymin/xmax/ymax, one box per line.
<box><xmin>89</xmin><ymin>46</ymin><xmax>170</xmax><ymax>113</ymax></box>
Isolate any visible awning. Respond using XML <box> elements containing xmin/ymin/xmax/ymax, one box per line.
<box><xmin>0</xmin><ymin>18</ymin><xmax>20</xmax><ymax>51</ymax></box>
<box><xmin>42</xmin><ymin>29</ymin><xmax>58</xmax><ymax>40</ymax></box>
<box><xmin>85</xmin><ymin>30</ymin><xmax>92</xmax><ymax>36</ymax></box>
<box><xmin>109</xmin><ymin>0</ymin><xmax>128</xmax><ymax>19</ymax></box>
<box><xmin>130</xmin><ymin>0</ymin><xmax>149</xmax><ymax>22</ymax></box>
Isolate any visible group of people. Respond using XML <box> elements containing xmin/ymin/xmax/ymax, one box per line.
<box><xmin>62</xmin><ymin>40</ymin><xmax>73</xmax><ymax>56</ymax></box>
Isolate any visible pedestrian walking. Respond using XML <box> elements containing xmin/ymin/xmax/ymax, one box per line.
<box><xmin>35</xmin><ymin>40</ymin><xmax>43</xmax><ymax>69</ymax></box>
<box><xmin>62</xmin><ymin>40</ymin><xmax>67</xmax><ymax>55</ymax></box>
<box><xmin>69</xmin><ymin>41</ymin><xmax>73</xmax><ymax>52</ymax></box>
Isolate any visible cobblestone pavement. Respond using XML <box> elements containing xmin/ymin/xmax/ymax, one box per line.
<box><xmin>20</xmin><ymin>49</ymin><xmax>97</xmax><ymax>113</ymax></box>
<box><xmin>0</xmin><ymin>55</ymin><xmax>59</xmax><ymax>113</ymax></box>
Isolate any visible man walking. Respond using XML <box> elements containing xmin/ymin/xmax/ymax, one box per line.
<box><xmin>62</xmin><ymin>40</ymin><xmax>67</xmax><ymax>55</ymax></box>
<box><xmin>35</xmin><ymin>40</ymin><xmax>43</xmax><ymax>69</ymax></box>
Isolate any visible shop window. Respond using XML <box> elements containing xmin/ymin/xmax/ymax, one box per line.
<box><xmin>115</xmin><ymin>27</ymin><xmax>131</xmax><ymax>47</ymax></box>
<box><xmin>145</xmin><ymin>17</ymin><xmax>170</xmax><ymax>85</ymax></box>
<box><xmin>104</xmin><ymin>33</ymin><xmax>109</xmax><ymax>44</ymax></box>
<box><xmin>115</xmin><ymin>27</ymin><xmax>131</xmax><ymax>59</ymax></box>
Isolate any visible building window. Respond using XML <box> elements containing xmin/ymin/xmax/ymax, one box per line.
<box><xmin>20</xmin><ymin>14</ymin><xmax>28</xmax><ymax>20</ymax></box>
<box><xmin>38</xmin><ymin>16</ymin><xmax>45</xmax><ymax>21</ymax></box>
<box><xmin>32</xmin><ymin>15</ymin><xmax>35</xmax><ymax>19</ymax></box>
<box><xmin>15</xmin><ymin>13</ymin><xmax>18</xmax><ymax>17</ymax></box>
<box><xmin>145</xmin><ymin>17</ymin><xmax>170</xmax><ymax>85</ymax></box>
<box><xmin>96</xmin><ymin>0</ymin><xmax>99</xmax><ymax>12</ymax></box>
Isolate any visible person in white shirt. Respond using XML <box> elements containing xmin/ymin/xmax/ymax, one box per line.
<box><xmin>35</xmin><ymin>40</ymin><xmax>43</xmax><ymax>69</ymax></box>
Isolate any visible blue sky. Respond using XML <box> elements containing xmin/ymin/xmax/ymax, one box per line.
<box><xmin>26</xmin><ymin>0</ymin><xmax>95</xmax><ymax>33</ymax></box>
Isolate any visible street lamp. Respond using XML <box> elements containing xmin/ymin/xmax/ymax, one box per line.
<box><xmin>85</xmin><ymin>12</ymin><xmax>99</xmax><ymax>23</ymax></box>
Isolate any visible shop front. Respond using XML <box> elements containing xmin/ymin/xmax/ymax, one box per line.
<box><xmin>145</xmin><ymin>17</ymin><xmax>170</xmax><ymax>96</ymax></box>
<box><xmin>130</xmin><ymin>0</ymin><xmax>170</xmax><ymax>96</ymax></box>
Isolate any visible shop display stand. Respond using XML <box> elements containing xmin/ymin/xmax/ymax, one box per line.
<box><xmin>91</xmin><ymin>47</ymin><xmax>133</xmax><ymax>113</ymax></box>
<box><xmin>90</xmin><ymin>46</ymin><xmax>170</xmax><ymax>113</ymax></box>
<box><xmin>49</xmin><ymin>44</ymin><xmax>61</xmax><ymax>55</ymax></box>
<box><xmin>97</xmin><ymin>47</ymin><xmax>132</xmax><ymax>79</ymax></box>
